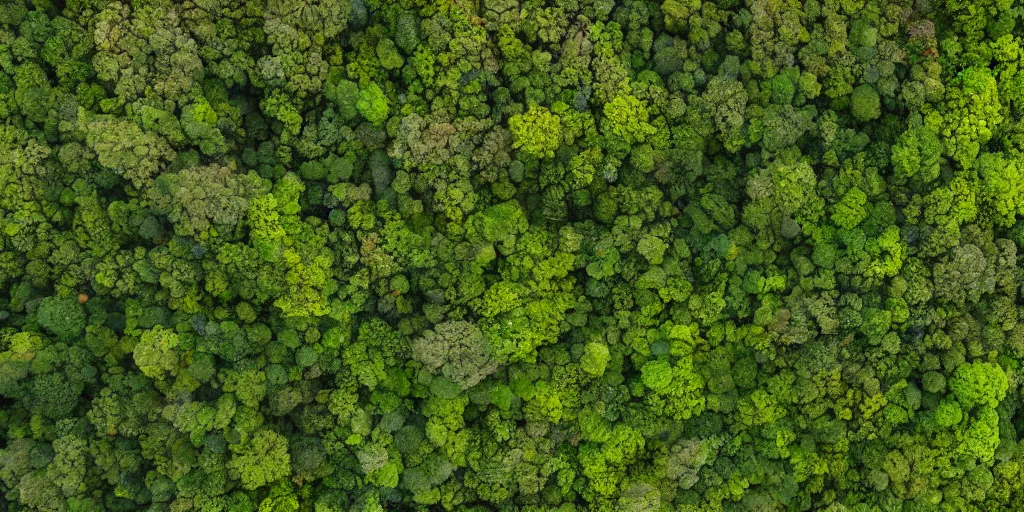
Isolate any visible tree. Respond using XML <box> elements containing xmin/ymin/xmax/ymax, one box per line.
<box><xmin>325</xmin><ymin>78</ymin><xmax>361</xmax><ymax>121</ymax></box>
<box><xmin>744</xmin><ymin>156</ymin><xmax>823</xmax><ymax>233</ymax></box>
<box><xmin>80</xmin><ymin>112</ymin><xmax>176</xmax><ymax>187</ymax></box>
<box><xmin>602</xmin><ymin>94</ymin><xmax>657</xmax><ymax>145</ymax></box>
<box><xmin>133</xmin><ymin>327</ymin><xmax>180</xmax><ymax>381</ymax></box>
<box><xmin>832</xmin><ymin>187</ymin><xmax>869</xmax><ymax>230</ymax></box>
<box><xmin>509</xmin><ymin>106</ymin><xmax>562</xmax><ymax>158</ymax></box>
<box><xmin>31</xmin><ymin>372</ymin><xmax>81</xmax><ymax>420</ymax></box>
<box><xmin>35</xmin><ymin>296</ymin><xmax>86</xmax><ymax>342</ymax></box>
<box><xmin>4</xmin><ymin>1</ymin><xmax>1024</xmax><ymax>510</ymax></box>
<box><xmin>0</xmin><ymin>125</ymin><xmax>54</xmax><ymax>253</ymax></box>
<box><xmin>180</xmin><ymin>98</ymin><xmax>228</xmax><ymax>155</ymax></box>
<box><xmin>757</xmin><ymin>104</ymin><xmax>815</xmax><ymax>153</ymax></box>
<box><xmin>891</xmin><ymin>127</ymin><xmax>941</xmax><ymax>182</ymax></box>
<box><xmin>640</xmin><ymin>358</ymin><xmax>706</xmax><ymax>420</ymax></box>
<box><xmin>662</xmin><ymin>0</ymin><xmax>702</xmax><ymax>35</ymax></box>
<box><xmin>230</xmin><ymin>429</ymin><xmax>292</xmax><ymax>490</ymax></box>
<box><xmin>411</xmin><ymin>320</ymin><xmax>498</xmax><ymax>389</ymax></box>
<box><xmin>357</xmin><ymin>82</ymin><xmax>390</xmax><ymax>126</ymax></box>
<box><xmin>949</xmin><ymin>362</ymin><xmax>1008</xmax><ymax>410</ymax></box>
<box><xmin>959</xmin><ymin>406</ymin><xmax>1001</xmax><ymax>462</ymax></box>
<box><xmin>976</xmin><ymin>152</ymin><xmax>1024</xmax><ymax>226</ymax></box>
<box><xmin>851</xmin><ymin>84</ymin><xmax>881</xmax><ymax>121</ymax></box>
<box><xmin>701</xmin><ymin>75</ymin><xmax>749</xmax><ymax>152</ymax></box>
<box><xmin>941</xmin><ymin>67</ymin><xmax>1003</xmax><ymax>170</ymax></box>
<box><xmin>581</xmin><ymin>342</ymin><xmax>610</xmax><ymax>377</ymax></box>
<box><xmin>473</xmin><ymin>200</ymin><xmax>529</xmax><ymax>246</ymax></box>
<box><xmin>91</xmin><ymin>2</ymin><xmax>203</xmax><ymax>106</ymax></box>
<box><xmin>151</xmin><ymin>162</ymin><xmax>268</xmax><ymax>239</ymax></box>
<box><xmin>932</xmin><ymin>244</ymin><xmax>994</xmax><ymax>306</ymax></box>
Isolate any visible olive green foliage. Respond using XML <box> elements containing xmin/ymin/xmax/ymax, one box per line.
<box><xmin>2</xmin><ymin>0</ymin><xmax>1024</xmax><ymax>511</ymax></box>
<box><xmin>411</xmin><ymin>320</ymin><xmax>498</xmax><ymax>389</ymax></box>
<box><xmin>851</xmin><ymin>84</ymin><xmax>881</xmax><ymax>121</ymax></box>
<box><xmin>34</xmin><ymin>296</ymin><xmax>85</xmax><ymax>342</ymax></box>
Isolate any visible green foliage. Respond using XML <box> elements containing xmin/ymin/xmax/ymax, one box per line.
<box><xmin>357</xmin><ymin>82</ymin><xmax>390</xmax><ymax>126</ymax></box>
<box><xmin>411</xmin><ymin>320</ymin><xmax>497</xmax><ymax>389</ymax></box>
<box><xmin>230</xmin><ymin>429</ymin><xmax>292</xmax><ymax>490</ymax></box>
<box><xmin>832</xmin><ymin>187</ymin><xmax>869</xmax><ymax>230</ymax></box>
<box><xmin>851</xmin><ymin>84</ymin><xmax>881</xmax><ymax>121</ymax></box>
<box><xmin>891</xmin><ymin>127</ymin><xmax>941</xmax><ymax>182</ymax></box>
<box><xmin>181</xmin><ymin>98</ymin><xmax>227</xmax><ymax>155</ymax></box>
<box><xmin>2</xmin><ymin>1</ymin><xmax>1024</xmax><ymax>511</ymax></box>
<box><xmin>326</xmin><ymin>78</ymin><xmax>361</xmax><ymax>121</ymax></box>
<box><xmin>80</xmin><ymin>111</ymin><xmax>176</xmax><ymax>187</ymax></box>
<box><xmin>31</xmin><ymin>373</ymin><xmax>81</xmax><ymax>419</ymax></box>
<box><xmin>661</xmin><ymin>0</ymin><xmax>701</xmax><ymax>34</ymax></box>
<box><xmin>509</xmin><ymin>105</ymin><xmax>562</xmax><ymax>158</ymax></box>
<box><xmin>641</xmin><ymin>360</ymin><xmax>673</xmax><ymax>392</ymax></box>
<box><xmin>977</xmin><ymin>152</ymin><xmax>1024</xmax><ymax>226</ymax></box>
<box><xmin>133</xmin><ymin>326</ymin><xmax>180</xmax><ymax>380</ymax></box>
<box><xmin>603</xmin><ymin>94</ymin><xmax>657</xmax><ymax>145</ymax></box>
<box><xmin>35</xmin><ymin>296</ymin><xmax>85</xmax><ymax>342</ymax></box>
<box><xmin>949</xmin><ymin>362</ymin><xmax>1008</xmax><ymax>409</ymax></box>
<box><xmin>475</xmin><ymin>200</ymin><xmax>528</xmax><ymax>244</ymax></box>
<box><xmin>745</xmin><ymin>157</ymin><xmax>822</xmax><ymax>232</ymax></box>
<box><xmin>941</xmin><ymin>67</ymin><xmax>1003</xmax><ymax>169</ymax></box>
<box><xmin>581</xmin><ymin>342</ymin><xmax>610</xmax><ymax>377</ymax></box>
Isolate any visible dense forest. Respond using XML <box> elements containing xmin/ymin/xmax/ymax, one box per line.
<box><xmin>1</xmin><ymin>0</ymin><xmax>1024</xmax><ymax>510</ymax></box>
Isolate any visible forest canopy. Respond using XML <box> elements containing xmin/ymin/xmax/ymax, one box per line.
<box><xmin>1</xmin><ymin>0</ymin><xmax>1024</xmax><ymax>510</ymax></box>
